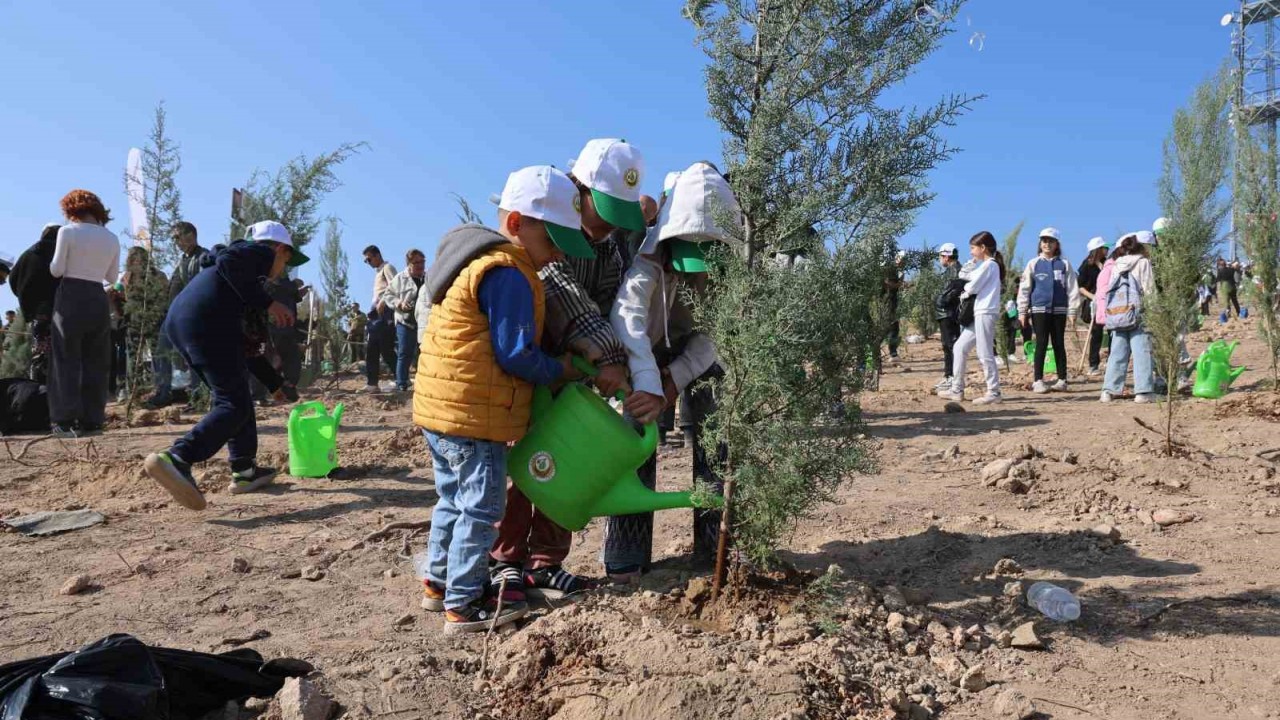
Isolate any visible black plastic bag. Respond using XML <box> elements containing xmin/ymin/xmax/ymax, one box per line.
<box><xmin>0</xmin><ymin>634</ymin><xmax>311</xmax><ymax>720</ymax></box>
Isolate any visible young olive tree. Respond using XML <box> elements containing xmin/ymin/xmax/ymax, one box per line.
<box><xmin>1237</xmin><ymin>129</ymin><xmax>1280</xmax><ymax>389</ymax></box>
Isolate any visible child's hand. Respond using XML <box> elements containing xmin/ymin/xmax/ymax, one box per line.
<box><xmin>268</xmin><ymin>301</ymin><xmax>296</xmax><ymax>328</ymax></box>
<box><xmin>595</xmin><ymin>364</ymin><xmax>631</xmax><ymax>397</ymax></box>
<box><xmin>624</xmin><ymin>391</ymin><xmax>665</xmax><ymax>424</ymax></box>
<box><xmin>661</xmin><ymin>370</ymin><xmax>679</xmax><ymax>405</ymax></box>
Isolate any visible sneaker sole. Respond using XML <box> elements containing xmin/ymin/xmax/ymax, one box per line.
<box><xmin>442</xmin><ymin>604</ymin><xmax>529</xmax><ymax>635</ymax></box>
<box><xmin>227</xmin><ymin>469</ymin><xmax>279</xmax><ymax>495</ymax></box>
<box><xmin>420</xmin><ymin>596</ymin><xmax>445</xmax><ymax>612</ymax></box>
<box><xmin>144</xmin><ymin>454</ymin><xmax>207</xmax><ymax>511</ymax></box>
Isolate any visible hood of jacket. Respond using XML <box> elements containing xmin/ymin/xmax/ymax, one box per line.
<box><xmin>426</xmin><ymin>224</ymin><xmax>508</xmax><ymax>304</ymax></box>
<box><xmin>638</xmin><ymin>162</ymin><xmax>742</xmax><ymax>256</ymax></box>
<box><xmin>1115</xmin><ymin>254</ymin><xmax>1146</xmax><ymax>273</ymax></box>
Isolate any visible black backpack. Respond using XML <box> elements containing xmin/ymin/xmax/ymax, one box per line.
<box><xmin>0</xmin><ymin>378</ymin><xmax>50</xmax><ymax>435</ymax></box>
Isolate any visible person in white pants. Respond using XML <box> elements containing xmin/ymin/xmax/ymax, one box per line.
<box><xmin>941</xmin><ymin>231</ymin><xmax>1006</xmax><ymax>405</ymax></box>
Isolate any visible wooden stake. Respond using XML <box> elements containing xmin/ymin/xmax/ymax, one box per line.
<box><xmin>711</xmin><ymin>476</ymin><xmax>734</xmax><ymax>601</ymax></box>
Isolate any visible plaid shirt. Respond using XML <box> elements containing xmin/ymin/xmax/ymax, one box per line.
<box><xmin>539</xmin><ymin>230</ymin><xmax>628</xmax><ymax>367</ymax></box>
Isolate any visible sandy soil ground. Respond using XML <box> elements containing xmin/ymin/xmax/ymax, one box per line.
<box><xmin>2</xmin><ymin>313</ymin><xmax>1279</xmax><ymax>719</ymax></box>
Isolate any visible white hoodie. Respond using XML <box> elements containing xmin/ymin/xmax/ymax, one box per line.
<box><xmin>1109</xmin><ymin>254</ymin><xmax>1155</xmax><ymax>297</ymax></box>
<box><xmin>964</xmin><ymin>258</ymin><xmax>1003</xmax><ymax>315</ymax></box>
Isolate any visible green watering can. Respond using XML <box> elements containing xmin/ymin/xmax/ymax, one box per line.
<box><xmin>1023</xmin><ymin>340</ymin><xmax>1056</xmax><ymax>374</ymax></box>
<box><xmin>1192</xmin><ymin>341</ymin><xmax>1246</xmax><ymax>399</ymax></box>
<box><xmin>288</xmin><ymin>401</ymin><xmax>345</xmax><ymax>477</ymax></box>
<box><xmin>507</xmin><ymin>358</ymin><xmax>722</xmax><ymax>532</ymax></box>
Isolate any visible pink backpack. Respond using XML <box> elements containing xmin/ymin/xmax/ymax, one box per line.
<box><xmin>1094</xmin><ymin>259</ymin><xmax>1114</xmax><ymax>326</ymax></box>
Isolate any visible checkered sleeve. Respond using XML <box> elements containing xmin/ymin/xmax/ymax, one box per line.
<box><xmin>539</xmin><ymin>260</ymin><xmax>628</xmax><ymax>367</ymax></box>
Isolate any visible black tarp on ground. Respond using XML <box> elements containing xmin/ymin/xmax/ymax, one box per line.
<box><xmin>0</xmin><ymin>634</ymin><xmax>312</xmax><ymax>719</ymax></box>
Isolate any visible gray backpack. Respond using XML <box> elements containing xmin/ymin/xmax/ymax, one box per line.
<box><xmin>1104</xmin><ymin>269</ymin><xmax>1143</xmax><ymax>331</ymax></box>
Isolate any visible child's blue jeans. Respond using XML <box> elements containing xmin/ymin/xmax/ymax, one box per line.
<box><xmin>423</xmin><ymin>430</ymin><xmax>508</xmax><ymax>609</ymax></box>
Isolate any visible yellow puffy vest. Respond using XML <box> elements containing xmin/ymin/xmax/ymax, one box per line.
<box><xmin>412</xmin><ymin>244</ymin><xmax>545</xmax><ymax>443</ymax></box>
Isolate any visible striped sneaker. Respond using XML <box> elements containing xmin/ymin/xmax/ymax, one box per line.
<box><xmin>421</xmin><ymin>580</ymin><xmax>445</xmax><ymax>612</ymax></box>
<box><xmin>490</xmin><ymin>562</ymin><xmax>527</xmax><ymax>604</ymax></box>
<box><xmin>525</xmin><ymin>565</ymin><xmax>596</xmax><ymax>603</ymax></box>
<box><xmin>443</xmin><ymin>594</ymin><xmax>528</xmax><ymax>635</ymax></box>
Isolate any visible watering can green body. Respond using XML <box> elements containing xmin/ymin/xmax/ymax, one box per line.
<box><xmin>288</xmin><ymin>401</ymin><xmax>345</xmax><ymax>477</ymax></box>
<box><xmin>508</xmin><ymin>372</ymin><xmax>718</xmax><ymax>532</ymax></box>
<box><xmin>1192</xmin><ymin>341</ymin><xmax>1246</xmax><ymax>399</ymax></box>
<box><xmin>1023</xmin><ymin>340</ymin><xmax>1056</xmax><ymax>374</ymax></box>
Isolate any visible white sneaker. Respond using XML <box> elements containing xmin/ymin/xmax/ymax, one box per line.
<box><xmin>1099</xmin><ymin>391</ymin><xmax>1114</xmax><ymax>403</ymax></box>
<box><xmin>361</xmin><ymin>384</ymin><xmax>382</xmax><ymax>394</ymax></box>
<box><xmin>973</xmin><ymin>393</ymin><xmax>1003</xmax><ymax>405</ymax></box>
<box><xmin>1051</xmin><ymin>379</ymin><xmax>1068</xmax><ymax>391</ymax></box>
<box><xmin>1007</xmin><ymin>355</ymin><xmax>1019</xmax><ymax>365</ymax></box>
<box><xmin>1032</xmin><ymin>380</ymin><xmax>1050</xmax><ymax>394</ymax></box>
<box><xmin>1087</xmin><ymin>366</ymin><xmax>1102</xmax><ymax>378</ymax></box>
<box><xmin>934</xmin><ymin>377</ymin><xmax>953</xmax><ymax>390</ymax></box>
<box><xmin>1134</xmin><ymin>393</ymin><xmax>1154</xmax><ymax>404</ymax></box>
<box><xmin>939</xmin><ymin>391</ymin><xmax>964</xmax><ymax>402</ymax></box>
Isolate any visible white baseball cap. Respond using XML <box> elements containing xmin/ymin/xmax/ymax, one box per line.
<box><xmin>499</xmin><ymin>165</ymin><xmax>593</xmax><ymax>259</ymax></box>
<box><xmin>570</xmin><ymin>138</ymin><xmax>646</xmax><ymax>232</ymax></box>
<box><xmin>938</xmin><ymin>242</ymin><xmax>958</xmax><ymax>257</ymax></box>
<box><xmin>1086</xmin><ymin>236</ymin><xmax>1108</xmax><ymax>252</ymax></box>
<box><xmin>1152</xmin><ymin>217</ymin><xmax>1171</xmax><ymax>235</ymax></box>
<box><xmin>246</xmin><ymin>220</ymin><xmax>308</xmax><ymax>266</ymax></box>
<box><xmin>1135</xmin><ymin>230</ymin><xmax>1158</xmax><ymax>245</ymax></box>
<box><xmin>662</xmin><ymin>171</ymin><xmax>682</xmax><ymax>196</ymax></box>
<box><xmin>1038</xmin><ymin>227</ymin><xmax>1061</xmax><ymax>242</ymax></box>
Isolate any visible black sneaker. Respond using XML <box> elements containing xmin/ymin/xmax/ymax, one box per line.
<box><xmin>525</xmin><ymin>565</ymin><xmax>596</xmax><ymax>603</ymax></box>
<box><xmin>281</xmin><ymin>384</ymin><xmax>300</xmax><ymax>402</ymax></box>
<box><xmin>443</xmin><ymin>594</ymin><xmax>528</xmax><ymax>635</ymax></box>
<box><xmin>490</xmin><ymin>562</ymin><xmax>527</xmax><ymax>604</ymax></box>
<box><xmin>144</xmin><ymin>452</ymin><xmax>207</xmax><ymax>511</ymax></box>
<box><xmin>227</xmin><ymin>465</ymin><xmax>278</xmax><ymax>495</ymax></box>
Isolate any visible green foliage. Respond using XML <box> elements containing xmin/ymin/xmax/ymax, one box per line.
<box><xmin>319</xmin><ymin>218</ymin><xmax>351</xmax><ymax>368</ymax></box>
<box><xmin>900</xmin><ymin>248</ymin><xmax>944</xmax><ymax>338</ymax></box>
<box><xmin>0</xmin><ymin>311</ymin><xmax>31</xmax><ymax>379</ymax></box>
<box><xmin>122</xmin><ymin>251</ymin><xmax>170</xmax><ymax>410</ymax></box>
<box><xmin>800</xmin><ymin>565</ymin><xmax>852</xmax><ymax>635</ymax></box>
<box><xmin>1152</xmin><ymin>66</ymin><xmax>1232</xmax><ymax>448</ymax></box>
<box><xmin>996</xmin><ymin>221</ymin><xmax>1024</xmax><ymax>360</ymax></box>
<box><xmin>686</xmin><ymin>0</ymin><xmax>973</xmax><ymax>568</ymax></box>
<box><xmin>451</xmin><ymin>193</ymin><xmax>485</xmax><ymax>225</ymax></box>
<box><xmin>128</xmin><ymin>102</ymin><xmax>184</xmax><ymax>270</ymax></box>
<box><xmin>1236</xmin><ymin>130</ymin><xmax>1280</xmax><ymax>389</ymax></box>
<box><xmin>231</xmin><ymin>142</ymin><xmax>367</xmax><ymax>248</ymax></box>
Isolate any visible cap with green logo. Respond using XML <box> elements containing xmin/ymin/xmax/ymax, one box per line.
<box><xmin>570</xmin><ymin>138</ymin><xmax>646</xmax><ymax>232</ymax></box>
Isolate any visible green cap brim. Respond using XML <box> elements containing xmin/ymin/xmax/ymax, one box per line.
<box><xmin>590</xmin><ymin>188</ymin><xmax>646</xmax><ymax>232</ymax></box>
<box><xmin>670</xmin><ymin>239</ymin><xmax>709</xmax><ymax>273</ymax></box>
<box><xmin>545</xmin><ymin>222</ymin><xmax>595</xmax><ymax>259</ymax></box>
<box><xmin>287</xmin><ymin>247</ymin><xmax>310</xmax><ymax>267</ymax></box>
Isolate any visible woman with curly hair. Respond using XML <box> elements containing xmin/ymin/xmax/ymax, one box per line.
<box><xmin>48</xmin><ymin>190</ymin><xmax>120</xmax><ymax>438</ymax></box>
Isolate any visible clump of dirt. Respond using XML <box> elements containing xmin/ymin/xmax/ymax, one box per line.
<box><xmin>1215</xmin><ymin>392</ymin><xmax>1280</xmax><ymax>423</ymax></box>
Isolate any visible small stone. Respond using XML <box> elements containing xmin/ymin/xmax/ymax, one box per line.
<box><xmin>920</xmin><ymin>450</ymin><xmax>945</xmax><ymax>461</ymax></box>
<box><xmin>154</xmin><ymin>542</ymin><xmax>175</xmax><ymax>552</ymax></box>
<box><xmin>244</xmin><ymin>697</ymin><xmax>271</xmax><ymax>711</ymax></box>
<box><xmin>305</xmin><ymin>544</ymin><xmax>323</xmax><ymax>557</ymax></box>
<box><xmin>1060</xmin><ymin>450</ymin><xmax>1079</xmax><ymax>465</ymax></box>
<box><xmin>996</xmin><ymin>476</ymin><xmax>1029</xmax><ymax>494</ymax></box>
<box><xmin>301</xmin><ymin>566</ymin><xmax>325</xmax><ymax>582</ymax></box>
<box><xmin>1089</xmin><ymin>524</ymin><xmax>1122</xmax><ymax>542</ymax></box>
<box><xmin>944</xmin><ymin>402</ymin><xmax>966</xmax><ymax>414</ymax></box>
<box><xmin>885</xmin><ymin>686</ymin><xmax>910</xmax><ymax>710</ymax></box>
<box><xmin>932</xmin><ymin>654</ymin><xmax>967</xmax><ymax>683</ymax></box>
<box><xmin>59</xmin><ymin>574</ymin><xmax>92</xmax><ymax>596</ymax></box>
<box><xmin>1152</xmin><ymin>508</ymin><xmax>1195</xmax><ymax>526</ymax></box>
<box><xmin>993</xmin><ymin>689</ymin><xmax>1038</xmax><ymax>719</ymax></box>
<box><xmin>981</xmin><ymin>458</ymin><xmax>1018</xmax><ymax>483</ymax></box>
<box><xmin>886</xmin><ymin>612</ymin><xmax>907</xmax><ymax>631</ymax></box>
<box><xmin>959</xmin><ymin>665</ymin><xmax>988</xmax><ymax>692</ymax></box>
<box><xmin>277</xmin><ymin>677</ymin><xmax>332</xmax><ymax>720</ymax></box>
<box><xmin>908</xmin><ymin>702</ymin><xmax>933</xmax><ymax>720</ymax></box>
<box><xmin>394</xmin><ymin>613</ymin><xmax>414</xmax><ymax>627</ymax></box>
<box><xmin>996</xmin><ymin>631</ymin><xmax>1013</xmax><ymax>648</ymax></box>
<box><xmin>231</xmin><ymin>557</ymin><xmax>251</xmax><ymax>574</ymax></box>
<box><xmin>993</xmin><ymin>558</ymin><xmax>1023</xmax><ymax>576</ymax></box>
<box><xmin>378</xmin><ymin>666</ymin><xmax>398</xmax><ymax>681</ymax></box>
<box><xmin>279</xmin><ymin>569</ymin><xmax>302</xmax><ymax>579</ymax></box>
<box><xmin>946</xmin><ymin>444</ymin><xmax>961</xmax><ymax>458</ymax></box>
<box><xmin>1009</xmin><ymin>621</ymin><xmax>1043</xmax><ymax>650</ymax></box>
<box><xmin>882</xmin><ymin>585</ymin><xmax>908</xmax><ymax>610</ymax></box>
<box><xmin>383</xmin><ymin>568</ymin><xmax>399</xmax><ymax>579</ymax></box>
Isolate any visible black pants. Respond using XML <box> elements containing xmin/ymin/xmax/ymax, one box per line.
<box><xmin>48</xmin><ymin>279</ymin><xmax>111</xmax><ymax>428</ymax></box>
<box><xmin>168</xmin><ymin>343</ymin><xmax>257</xmax><ymax>472</ymax></box>
<box><xmin>603</xmin><ymin>364</ymin><xmax>725</xmax><ymax>573</ymax></box>
<box><xmin>1031</xmin><ymin>312</ymin><xmax>1067</xmax><ymax>381</ymax></box>
<box><xmin>364</xmin><ymin>309</ymin><xmax>396</xmax><ymax>386</ymax></box>
<box><xmin>939</xmin><ymin>317</ymin><xmax>960</xmax><ymax>378</ymax></box>
<box><xmin>270</xmin><ymin>327</ymin><xmax>302</xmax><ymax>388</ymax></box>
<box><xmin>887</xmin><ymin>320</ymin><xmax>900</xmax><ymax>357</ymax></box>
<box><xmin>1088</xmin><ymin>321</ymin><xmax>1105</xmax><ymax>370</ymax></box>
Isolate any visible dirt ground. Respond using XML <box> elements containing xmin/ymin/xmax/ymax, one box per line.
<box><xmin>3</xmin><ymin>312</ymin><xmax>1279</xmax><ymax>719</ymax></box>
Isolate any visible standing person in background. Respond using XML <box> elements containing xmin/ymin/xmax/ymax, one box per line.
<box><xmin>267</xmin><ymin>276</ymin><xmax>303</xmax><ymax>396</ymax></box>
<box><xmin>1077</xmin><ymin>237</ymin><xmax>1109</xmax><ymax>376</ymax></box>
<box><xmin>47</xmin><ymin>190</ymin><xmax>119</xmax><ymax>437</ymax></box>
<box><xmin>362</xmin><ymin>245</ymin><xmax>398</xmax><ymax>392</ymax></box>
<box><xmin>883</xmin><ymin>251</ymin><xmax>905</xmax><ymax>364</ymax></box>
<box><xmin>9</xmin><ymin>224</ymin><xmax>61</xmax><ymax>384</ymax></box>
<box><xmin>1017</xmin><ymin>228</ymin><xmax>1079</xmax><ymax>393</ymax></box>
<box><xmin>1217</xmin><ymin>258</ymin><xmax>1241</xmax><ymax>319</ymax></box>
<box><xmin>939</xmin><ymin>231</ymin><xmax>1005</xmax><ymax>405</ymax></box>
<box><xmin>347</xmin><ymin>302</ymin><xmax>366</xmax><ymax>364</ymax></box>
<box><xmin>933</xmin><ymin>243</ymin><xmax>963</xmax><ymax>391</ymax></box>
<box><xmin>146</xmin><ymin>222</ymin><xmax>207</xmax><ymax>408</ymax></box>
<box><xmin>383</xmin><ymin>249</ymin><xmax>426</xmax><ymax>392</ymax></box>
<box><xmin>121</xmin><ymin>247</ymin><xmax>169</xmax><ymax>402</ymax></box>
<box><xmin>1100</xmin><ymin>233</ymin><xmax>1157</xmax><ymax>404</ymax></box>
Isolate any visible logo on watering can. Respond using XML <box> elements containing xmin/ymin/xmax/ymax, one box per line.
<box><xmin>529</xmin><ymin>451</ymin><xmax>556</xmax><ymax>482</ymax></box>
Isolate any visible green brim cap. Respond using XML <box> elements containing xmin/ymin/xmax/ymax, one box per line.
<box><xmin>287</xmin><ymin>246</ymin><xmax>310</xmax><ymax>267</ymax></box>
<box><xmin>545</xmin><ymin>222</ymin><xmax>595</xmax><ymax>259</ymax></box>
<box><xmin>590</xmin><ymin>188</ymin><xmax>646</xmax><ymax>232</ymax></box>
<box><xmin>670</xmin><ymin>239</ymin><xmax>711</xmax><ymax>273</ymax></box>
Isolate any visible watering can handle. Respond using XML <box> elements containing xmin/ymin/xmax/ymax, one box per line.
<box><xmin>571</xmin><ymin>356</ymin><xmax>658</xmax><ymax>444</ymax></box>
<box><xmin>571</xmin><ymin>356</ymin><xmax>599</xmax><ymax>378</ymax></box>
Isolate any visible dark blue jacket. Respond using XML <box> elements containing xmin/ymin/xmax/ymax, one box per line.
<box><xmin>163</xmin><ymin>241</ymin><xmax>275</xmax><ymax>365</ymax></box>
<box><xmin>1029</xmin><ymin>257</ymin><xmax>1069</xmax><ymax>315</ymax></box>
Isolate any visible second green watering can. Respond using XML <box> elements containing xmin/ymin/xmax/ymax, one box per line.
<box><xmin>1023</xmin><ymin>340</ymin><xmax>1057</xmax><ymax>375</ymax></box>
<box><xmin>288</xmin><ymin>401</ymin><xmax>345</xmax><ymax>478</ymax></box>
<box><xmin>508</xmin><ymin>362</ymin><xmax>722</xmax><ymax>532</ymax></box>
<box><xmin>1192</xmin><ymin>341</ymin><xmax>1246</xmax><ymax>399</ymax></box>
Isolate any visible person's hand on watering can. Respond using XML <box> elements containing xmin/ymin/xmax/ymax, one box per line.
<box><xmin>594</xmin><ymin>363</ymin><xmax>631</xmax><ymax>398</ymax></box>
<box><xmin>624</xmin><ymin>391</ymin><xmax>665</xmax><ymax>424</ymax></box>
<box><xmin>661</xmin><ymin>368</ymin><xmax>679</xmax><ymax>406</ymax></box>
<box><xmin>268</xmin><ymin>301</ymin><xmax>296</xmax><ymax>328</ymax></box>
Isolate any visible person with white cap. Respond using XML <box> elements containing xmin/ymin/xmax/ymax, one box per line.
<box><xmin>1016</xmin><ymin>227</ymin><xmax>1079</xmax><ymax>393</ymax></box>
<box><xmin>933</xmin><ymin>243</ymin><xmax>963</xmax><ymax>390</ymax></box>
<box><xmin>413</xmin><ymin>165</ymin><xmax>588</xmax><ymax>633</ymax></box>
<box><xmin>939</xmin><ymin>231</ymin><xmax>1006</xmax><ymax>404</ymax></box>
<box><xmin>605</xmin><ymin>160</ymin><xmax>740</xmax><ymax>580</ymax></box>
<box><xmin>1100</xmin><ymin>233</ymin><xmax>1157</xmax><ymax>403</ymax></box>
<box><xmin>144</xmin><ymin>220</ymin><xmax>304</xmax><ymax>510</ymax></box>
<box><xmin>1078</xmin><ymin>236</ymin><xmax>1110</xmax><ymax>376</ymax></box>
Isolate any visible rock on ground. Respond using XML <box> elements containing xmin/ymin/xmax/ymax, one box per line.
<box><xmin>1009</xmin><ymin>622</ymin><xmax>1043</xmax><ymax>650</ymax></box>
<box><xmin>59</xmin><ymin>574</ymin><xmax>92</xmax><ymax>596</ymax></box>
<box><xmin>982</xmin><ymin>458</ymin><xmax>1019</xmax><ymax>483</ymax></box>
<box><xmin>992</xmin><ymin>689</ymin><xmax>1037</xmax><ymax>719</ymax></box>
<box><xmin>276</xmin><ymin>677</ymin><xmax>332</xmax><ymax>720</ymax></box>
<box><xmin>1153</xmin><ymin>508</ymin><xmax>1195</xmax><ymax>526</ymax></box>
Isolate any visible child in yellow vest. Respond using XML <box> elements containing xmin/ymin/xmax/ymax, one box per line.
<box><xmin>413</xmin><ymin>165</ymin><xmax>593</xmax><ymax>633</ymax></box>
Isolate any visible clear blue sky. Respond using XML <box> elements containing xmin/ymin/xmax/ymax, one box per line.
<box><xmin>0</xmin><ymin>1</ymin><xmax>1237</xmax><ymax>314</ymax></box>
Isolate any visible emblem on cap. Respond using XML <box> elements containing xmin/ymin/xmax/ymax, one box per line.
<box><xmin>572</xmin><ymin>193</ymin><xmax>582</xmax><ymax>214</ymax></box>
<box><xmin>624</xmin><ymin>168</ymin><xmax>640</xmax><ymax>188</ymax></box>
<box><xmin>529</xmin><ymin>451</ymin><xmax>556</xmax><ymax>482</ymax></box>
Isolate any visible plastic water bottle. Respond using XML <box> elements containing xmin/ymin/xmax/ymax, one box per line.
<box><xmin>412</xmin><ymin>550</ymin><xmax>430</xmax><ymax>581</ymax></box>
<box><xmin>1026</xmin><ymin>582</ymin><xmax>1081</xmax><ymax>621</ymax></box>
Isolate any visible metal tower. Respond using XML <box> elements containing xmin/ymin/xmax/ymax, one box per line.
<box><xmin>1229</xmin><ymin>1</ymin><xmax>1280</xmax><ymax>259</ymax></box>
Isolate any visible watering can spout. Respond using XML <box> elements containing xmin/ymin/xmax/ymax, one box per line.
<box><xmin>1228</xmin><ymin>365</ymin><xmax>1247</xmax><ymax>384</ymax></box>
<box><xmin>588</xmin><ymin>474</ymin><xmax>724</xmax><ymax>518</ymax></box>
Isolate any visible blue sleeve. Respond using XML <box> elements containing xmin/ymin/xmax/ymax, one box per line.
<box><xmin>216</xmin><ymin>243</ymin><xmax>275</xmax><ymax>311</ymax></box>
<box><xmin>477</xmin><ymin>267</ymin><xmax>565</xmax><ymax>385</ymax></box>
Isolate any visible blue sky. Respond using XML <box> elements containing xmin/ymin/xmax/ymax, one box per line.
<box><xmin>0</xmin><ymin>1</ymin><xmax>1237</xmax><ymax>313</ymax></box>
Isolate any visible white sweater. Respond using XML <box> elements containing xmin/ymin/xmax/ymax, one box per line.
<box><xmin>50</xmin><ymin>222</ymin><xmax>119</xmax><ymax>285</ymax></box>
<box><xmin>964</xmin><ymin>258</ymin><xmax>1003</xmax><ymax>315</ymax></box>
